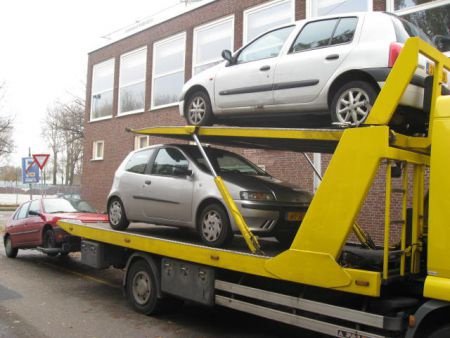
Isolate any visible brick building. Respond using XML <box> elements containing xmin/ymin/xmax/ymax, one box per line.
<box><xmin>82</xmin><ymin>0</ymin><xmax>449</xmax><ymax>242</ymax></box>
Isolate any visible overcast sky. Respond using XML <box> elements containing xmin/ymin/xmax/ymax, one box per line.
<box><xmin>0</xmin><ymin>0</ymin><xmax>191</xmax><ymax>166</ymax></box>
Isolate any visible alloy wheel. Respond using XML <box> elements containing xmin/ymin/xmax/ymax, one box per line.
<box><xmin>335</xmin><ymin>88</ymin><xmax>371</xmax><ymax>126</ymax></box>
<box><xmin>188</xmin><ymin>97</ymin><xmax>206</xmax><ymax>125</ymax></box>
<box><xmin>109</xmin><ymin>201</ymin><xmax>123</xmax><ymax>226</ymax></box>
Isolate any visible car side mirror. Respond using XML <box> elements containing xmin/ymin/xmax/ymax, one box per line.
<box><xmin>173</xmin><ymin>167</ymin><xmax>193</xmax><ymax>177</ymax></box>
<box><xmin>29</xmin><ymin>210</ymin><xmax>43</xmax><ymax>218</ymax></box>
<box><xmin>221</xmin><ymin>49</ymin><xmax>234</xmax><ymax>65</ymax></box>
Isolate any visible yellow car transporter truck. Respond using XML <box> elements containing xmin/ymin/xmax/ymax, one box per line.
<box><xmin>58</xmin><ymin>38</ymin><xmax>450</xmax><ymax>337</ymax></box>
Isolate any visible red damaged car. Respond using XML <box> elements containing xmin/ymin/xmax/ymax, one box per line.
<box><xmin>3</xmin><ymin>197</ymin><xmax>107</xmax><ymax>258</ymax></box>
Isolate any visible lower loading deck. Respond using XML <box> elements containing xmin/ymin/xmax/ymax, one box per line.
<box><xmin>59</xmin><ymin>219</ymin><xmax>382</xmax><ymax>297</ymax></box>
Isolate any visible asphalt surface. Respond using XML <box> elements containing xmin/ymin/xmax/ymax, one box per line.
<box><xmin>0</xmin><ymin>211</ymin><xmax>320</xmax><ymax>338</ymax></box>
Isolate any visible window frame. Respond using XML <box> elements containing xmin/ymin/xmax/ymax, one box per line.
<box><xmin>387</xmin><ymin>0</ymin><xmax>445</xmax><ymax>14</ymax></box>
<box><xmin>151</xmin><ymin>32</ymin><xmax>186</xmax><ymax>110</ymax></box>
<box><xmin>192</xmin><ymin>15</ymin><xmax>235</xmax><ymax>76</ymax></box>
<box><xmin>306</xmin><ymin>0</ymin><xmax>372</xmax><ymax>18</ymax></box>
<box><xmin>118</xmin><ymin>46</ymin><xmax>147</xmax><ymax>116</ymax></box>
<box><xmin>134</xmin><ymin>135</ymin><xmax>150</xmax><ymax>150</ymax></box>
<box><xmin>90</xmin><ymin>58</ymin><xmax>115</xmax><ymax>122</ymax></box>
<box><xmin>243</xmin><ymin>0</ymin><xmax>295</xmax><ymax>44</ymax></box>
<box><xmin>92</xmin><ymin>140</ymin><xmax>105</xmax><ymax>161</ymax></box>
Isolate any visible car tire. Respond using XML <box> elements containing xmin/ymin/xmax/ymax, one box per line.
<box><xmin>43</xmin><ymin>229</ymin><xmax>58</xmax><ymax>257</ymax></box>
<box><xmin>108</xmin><ymin>198</ymin><xmax>130</xmax><ymax>230</ymax></box>
<box><xmin>126</xmin><ymin>259</ymin><xmax>163</xmax><ymax>315</ymax></box>
<box><xmin>198</xmin><ymin>204</ymin><xmax>233</xmax><ymax>247</ymax></box>
<box><xmin>185</xmin><ymin>91</ymin><xmax>214</xmax><ymax>126</ymax></box>
<box><xmin>330</xmin><ymin>80</ymin><xmax>378</xmax><ymax>126</ymax></box>
<box><xmin>4</xmin><ymin>236</ymin><xmax>18</xmax><ymax>258</ymax></box>
<box><xmin>429</xmin><ymin>324</ymin><xmax>450</xmax><ymax>338</ymax></box>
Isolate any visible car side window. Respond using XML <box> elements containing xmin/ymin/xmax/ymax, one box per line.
<box><xmin>290</xmin><ymin>17</ymin><xmax>357</xmax><ymax>53</ymax></box>
<box><xmin>28</xmin><ymin>200</ymin><xmax>40</xmax><ymax>215</ymax></box>
<box><xmin>17</xmin><ymin>202</ymin><xmax>30</xmax><ymax>219</ymax></box>
<box><xmin>237</xmin><ymin>25</ymin><xmax>295</xmax><ymax>64</ymax></box>
<box><xmin>151</xmin><ymin>148</ymin><xmax>189</xmax><ymax>177</ymax></box>
<box><xmin>125</xmin><ymin>149</ymin><xmax>154</xmax><ymax>174</ymax></box>
<box><xmin>331</xmin><ymin>18</ymin><xmax>358</xmax><ymax>45</ymax></box>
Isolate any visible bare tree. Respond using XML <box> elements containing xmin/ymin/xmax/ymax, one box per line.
<box><xmin>42</xmin><ymin>97</ymin><xmax>85</xmax><ymax>185</ymax></box>
<box><xmin>0</xmin><ymin>82</ymin><xmax>14</xmax><ymax>158</ymax></box>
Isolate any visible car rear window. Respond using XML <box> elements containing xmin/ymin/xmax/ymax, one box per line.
<box><xmin>392</xmin><ymin>16</ymin><xmax>433</xmax><ymax>45</ymax></box>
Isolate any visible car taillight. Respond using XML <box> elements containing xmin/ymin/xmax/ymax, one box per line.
<box><xmin>389</xmin><ymin>42</ymin><xmax>403</xmax><ymax>67</ymax></box>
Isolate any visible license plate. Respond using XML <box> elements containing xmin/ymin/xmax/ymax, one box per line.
<box><xmin>286</xmin><ymin>212</ymin><xmax>304</xmax><ymax>221</ymax></box>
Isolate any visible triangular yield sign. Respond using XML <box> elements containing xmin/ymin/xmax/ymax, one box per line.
<box><xmin>32</xmin><ymin>154</ymin><xmax>50</xmax><ymax>170</ymax></box>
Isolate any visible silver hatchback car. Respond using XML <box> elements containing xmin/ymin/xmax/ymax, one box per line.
<box><xmin>107</xmin><ymin>144</ymin><xmax>312</xmax><ymax>247</ymax></box>
<box><xmin>179</xmin><ymin>12</ymin><xmax>440</xmax><ymax>129</ymax></box>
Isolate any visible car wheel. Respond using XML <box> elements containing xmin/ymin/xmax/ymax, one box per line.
<box><xmin>330</xmin><ymin>81</ymin><xmax>378</xmax><ymax>126</ymax></box>
<box><xmin>198</xmin><ymin>204</ymin><xmax>233</xmax><ymax>247</ymax></box>
<box><xmin>43</xmin><ymin>229</ymin><xmax>58</xmax><ymax>257</ymax></box>
<box><xmin>126</xmin><ymin>259</ymin><xmax>164</xmax><ymax>315</ymax></box>
<box><xmin>185</xmin><ymin>91</ymin><xmax>214</xmax><ymax>126</ymax></box>
<box><xmin>108</xmin><ymin>198</ymin><xmax>130</xmax><ymax>230</ymax></box>
<box><xmin>4</xmin><ymin>236</ymin><xmax>18</xmax><ymax>258</ymax></box>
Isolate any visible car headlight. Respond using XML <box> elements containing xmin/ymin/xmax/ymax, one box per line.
<box><xmin>240</xmin><ymin>191</ymin><xmax>275</xmax><ymax>201</ymax></box>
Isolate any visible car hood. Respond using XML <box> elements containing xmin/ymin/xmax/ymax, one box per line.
<box><xmin>51</xmin><ymin>212</ymin><xmax>108</xmax><ymax>223</ymax></box>
<box><xmin>221</xmin><ymin>173</ymin><xmax>312</xmax><ymax>204</ymax></box>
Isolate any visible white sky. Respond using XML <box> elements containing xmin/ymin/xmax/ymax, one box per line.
<box><xmin>0</xmin><ymin>0</ymin><xmax>188</xmax><ymax>166</ymax></box>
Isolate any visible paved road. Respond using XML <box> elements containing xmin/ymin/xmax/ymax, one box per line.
<box><xmin>0</xmin><ymin>211</ymin><xmax>319</xmax><ymax>338</ymax></box>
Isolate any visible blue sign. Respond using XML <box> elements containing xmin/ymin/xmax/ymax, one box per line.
<box><xmin>21</xmin><ymin>157</ymin><xmax>40</xmax><ymax>184</ymax></box>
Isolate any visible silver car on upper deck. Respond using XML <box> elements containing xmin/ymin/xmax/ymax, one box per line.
<box><xmin>107</xmin><ymin>144</ymin><xmax>311</xmax><ymax>247</ymax></box>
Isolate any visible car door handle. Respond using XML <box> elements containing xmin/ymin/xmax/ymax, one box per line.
<box><xmin>259</xmin><ymin>65</ymin><xmax>271</xmax><ymax>71</ymax></box>
<box><xmin>325</xmin><ymin>54</ymin><xmax>339</xmax><ymax>60</ymax></box>
<box><xmin>144</xmin><ymin>180</ymin><xmax>151</xmax><ymax>185</ymax></box>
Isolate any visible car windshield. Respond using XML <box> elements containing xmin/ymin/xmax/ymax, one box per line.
<box><xmin>186</xmin><ymin>147</ymin><xmax>269</xmax><ymax>176</ymax></box>
<box><xmin>43</xmin><ymin>198</ymin><xmax>95</xmax><ymax>214</ymax></box>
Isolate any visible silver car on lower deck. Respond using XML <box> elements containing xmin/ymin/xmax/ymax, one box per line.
<box><xmin>107</xmin><ymin>144</ymin><xmax>312</xmax><ymax>247</ymax></box>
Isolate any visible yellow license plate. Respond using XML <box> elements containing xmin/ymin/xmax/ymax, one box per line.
<box><xmin>426</xmin><ymin>62</ymin><xmax>434</xmax><ymax>76</ymax></box>
<box><xmin>286</xmin><ymin>212</ymin><xmax>304</xmax><ymax>221</ymax></box>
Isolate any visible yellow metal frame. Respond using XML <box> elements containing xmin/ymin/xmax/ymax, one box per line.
<box><xmin>59</xmin><ymin>39</ymin><xmax>450</xmax><ymax>300</ymax></box>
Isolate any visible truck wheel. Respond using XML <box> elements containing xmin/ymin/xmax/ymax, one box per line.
<box><xmin>126</xmin><ymin>259</ymin><xmax>163</xmax><ymax>315</ymax></box>
<box><xmin>185</xmin><ymin>91</ymin><xmax>213</xmax><ymax>126</ymax></box>
<box><xmin>198</xmin><ymin>204</ymin><xmax>233</xmax><ymax>247</ymax></box>
<box><xmin>330</xmin><ymin>80</ymin><xmax>378</xmax><ymax>126</ymax></box>
<box><xmin>4</xmin><ymin>236</ymin><xmax>18</xmax><ymax>258</ymax></box>
<box><xmin>429</xmin><ymin>324</ymin><xmax>450</xmax><ymax>338</ymax></box>
<box><xmin>108</xmin><ymin>198</ymin><xmax>130</xmax><ymax>230</ymax></box>
<box><xmin>43</xmin><ymin>229</ymin><xmax>58</xmax><ymax>257</ymax></box>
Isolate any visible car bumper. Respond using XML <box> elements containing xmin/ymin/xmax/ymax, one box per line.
<box><xmin>232</xmin><ymin>200</ymin><xmax>308</xmax><ymax>235</ymax></box>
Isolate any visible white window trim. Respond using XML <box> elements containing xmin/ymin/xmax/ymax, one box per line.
<box><xmin>387</xmin><ymin>0</ymin><xmax>448</xmax><ymax>15</ymax></box>
<box><xmin>243</xmin><ymin>0</ymin><xmax>295</xmax><ymax>44</ymax></box>
<box><xmin>192</xmin><ymin>15</ymin><xmax>235</xmax><ymax>76</ymax></box>
<box><xmin>151</xmin><ymin>32</ymin><xmax>186</xmax><ymax>110</ymax></box>
<box><xmin>134</xmin><ymin>135</ymin><xmax>150</xmax><ymax>150</ymax></box>
<box><xmin>118</xmin><ymin>46</ymin><xmax>147</xmax><ymax>116</ymax></box>
<box><xmin>90</xmin><ymin>58</ymin><xmax>115</xmax><ymax>122</ymax></box>
<box><xmin>92</xmin><ymin>140</ymin><xmax>104</xmax><ymax>161</ymax></box>
<box><xmin>306</xmin><ymin>0</ymin><xmax>372</xmax><ymax>18</ymax></box>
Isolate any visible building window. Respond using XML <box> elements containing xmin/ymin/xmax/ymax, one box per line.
<box><xmin>243</xmin><ymin>0</ymin><xmax>294</xmax><ymax>44</ymax></box>
<box><xmin>119</xmin><ymin>47</ymin><xmax>147</xmax><ymax>115</ymax></box>
<box><xmin>152</xmin><ymin>32</ymin><xmax>186</xmax><ymax>109</ymax></box>
<box><xmin>389</xmin><ymin>1</ymin><xmax>450</xmax><ymax>51</ymax></box>
<box><xmin>193</xmin><ymin>16</ymin><xmax>234</xmax><ymax>75</ymax></box>
<box><xmin>308</xmin><ymin>0</ymin><xmax>371</xmax><ymax>18</ymax></box>
<box><xmin>92</xmin><ymin>141</ymin><xmax>104</xmax><ymax>160</ymax></box>
<box><xmin>134</xmin><ymin>135</ymin><xmax>149</xmax><ymax>149</ymax></box>
<box><xmin>91</xmin><ymin>59</ymin><xmax>114</xmax><ymax>121</ymax></box>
